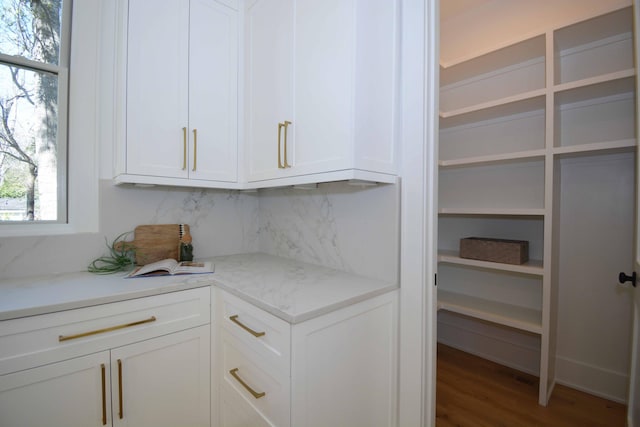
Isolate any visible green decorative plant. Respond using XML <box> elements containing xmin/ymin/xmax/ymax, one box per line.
<box><xmin>88</xmin><ymin>231</ymin><xmax>136</xmax><ymax>274</ymax></box>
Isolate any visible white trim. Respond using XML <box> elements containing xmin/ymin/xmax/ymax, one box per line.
<box><xmin>554</xmin><ymin>355</ymin><xmax>629</xmax><ymax>404</ymax></box>
<box><xmin>398</xmin><ymin>0</ymin><xmax>438</xmax><ymax>425</ymax></box>
<box><xmin>0</xmin><ymin>0</ymin><xmax>100</xmax><ymax>237</ymax></box>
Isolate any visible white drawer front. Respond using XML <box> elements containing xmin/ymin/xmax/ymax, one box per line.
<box><xmin>221</xmin><ymin>330</ymin><xmax>290</xmax><ymax>427</ymax></box>
<box><xmin>0</xmin><ymin>287</ymin><xmax>210</xmax><ymax>374</ymax></box>
<box><xmin>219</xmin><ymin>290</ymin><xmax>290</xmax><ymax>372</ymax></box>
<box><xmin>220</xmin><ymin>379</ymin><xmax>273</xmax><ymax>427</ymax></box>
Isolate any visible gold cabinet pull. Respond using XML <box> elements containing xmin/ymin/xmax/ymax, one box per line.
<box><xmin>182</xmin><ymin>127</ymin><xmax>187</xmax><ymax>170</ymax></box>
<box><xmin>192</xmin><ymin>128</ymin><xmax>197</xmax><ymax>171</ymax></box>
<box><xmin>229</xmin><ymin>314</ymin><xmax>265</xmax><ymax>337</ymax></box>
<box><xmin>58</xmin><ymin>316</ymin><xmax>157</xmax><ymax>342</ymax></box>
<box><xmin>277</xmin><ymin>122</ymin><xmax>285</xmax><ymax>168</ymax></box>
<box><xmin>229</xmin><ymin>368</ymin><xmax>266</xmax><ymax>399</ymax></box>
<box><xmin>283</xmin><ymin>120</ymin><xmax>292</xmax><ymax>168</ymax></box>
<box><xmin>101</xmin><ymin>364</ymin><xmax>107</xmax><ymax>425</ymax></box>
<box><xmin>118</xmin><ymin>359</ymin><xmax>124</xmax><ymax>419</ymax></box>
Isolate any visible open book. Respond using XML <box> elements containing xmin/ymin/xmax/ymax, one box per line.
<box><xmin>126</xmin><ymin>258</ymin><xmax>214</xmax><ymax>278</ymax></box>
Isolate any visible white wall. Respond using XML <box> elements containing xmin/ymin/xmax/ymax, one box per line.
<box><xmin>555</xmin><ymin>153</ymin><xmax>634</xmax><ymax>402</ymax></box>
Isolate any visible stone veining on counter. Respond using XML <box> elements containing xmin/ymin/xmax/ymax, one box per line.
<box><xmin>0</xmin><ymin>270</ymin><xmax>214</xmax><ymax>321</ymax></box>
<box><xmin>210</xmin><ymin>253</ymin><xmax>398</xmax><ymax>324</ymax></box>
<box><xmin>0</xmin><ymin>253</ymin><xmax>397</xmax><ymax>324</ymax></box>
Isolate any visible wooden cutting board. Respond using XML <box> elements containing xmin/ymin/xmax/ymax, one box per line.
<box><xmin>129</xmin><ymin>224</ymin><xmax>190</xmax><ymax>265</ymax></box>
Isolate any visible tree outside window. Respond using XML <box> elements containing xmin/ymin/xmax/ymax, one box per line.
<box><xmin>0</xmin><ymin>0</ymin><xmax>67</xmax><ymax>222</ymax></box>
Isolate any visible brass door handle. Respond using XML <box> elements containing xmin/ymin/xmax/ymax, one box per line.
<box><xmin>229</xmin><ymin>368</ymin><xmax>266</xmax><ymax>399</ymax></box>
<box><xmin>182</xmin><ymin>127</ymin><xmax>187</xmax><ymax>170</ymax></box>
<box><xmin>282</xmin><ymin>120</ymin><xmax>291</xmax><ymax>168</ymax></box>
<box><xmin>58</xmin><ymin>316</ymin><xmax>157</xmax><ymax>342</ymax></box>
<box><xmin>118</xmin><ymin>359</ymin><xmax>124</xmax><ymax>419</ymax></box>
<box><xmin>192</xmin><ymin>128</ymin><xmax>197</xmax><ymax>172</ymax></box>
<box><xmin>229</xmin><ymin>315</ymin><xmax>265</xmax><ymax>337</ymax></box>
<box><xmin>101</xmin><ymin>363</ymin><xmax>107</xmax><ymax>425</ymax></box>
<box><xmin>277</xmin><ymin>122</ymin><xmax>285</xmax><ymax>168</ymax></box>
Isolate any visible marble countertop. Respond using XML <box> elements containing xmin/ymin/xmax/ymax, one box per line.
<box><xmin>0</xmin><ymin>253</ymin><xmax>398</xmax><ymax>324</ymax></box>
<box><xmin>209</xmin><ymin>253</ymin><xmax>398</xmax><ymax>323</ymax></box>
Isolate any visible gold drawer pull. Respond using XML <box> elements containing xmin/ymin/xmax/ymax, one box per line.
<box><xmin>58</xmin><ymin>316</ymin><xmax>157</xmax><ymax>342</ymax></box>
<box><xmin>229</xmin><ymin>368</ymin><xmax>266</xmax><ymax>399</ymax></box>
<box><xmin>229</xmin><ymin>315</ymin><xmax>265</xmax><ymax>337</ymax></box>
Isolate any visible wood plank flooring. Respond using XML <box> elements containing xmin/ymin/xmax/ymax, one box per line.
<box><xmin>436</xmin><ymin>344</ymin><xmax>627</xmax><ymax>426</ymax></box>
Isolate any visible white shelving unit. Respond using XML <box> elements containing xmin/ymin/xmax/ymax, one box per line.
<box><xmin>438</xmin><ymin>5</ymin><xmax>636</xmax><ymax>406</ymax></box>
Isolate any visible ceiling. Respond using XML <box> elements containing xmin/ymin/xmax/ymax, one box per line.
<box><xmin>440</xmin><ymin>0</ymin><xmax>494</xmax><ymax>22</ymax></box>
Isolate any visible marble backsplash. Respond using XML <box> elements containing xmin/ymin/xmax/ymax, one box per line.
<box><xmin>0</xmin><ymin>180</ymin><xmax>260</xmax><ymax>279</ymax></box>
<box><xmin>0</xmin><ymin>180</ymin><xmax>400</xmax><ymax>284</ymax></box>
<box><xmin>257</xmin><ymin>182</ymin><xmax>400</xmax><ymax>283</ymax></box>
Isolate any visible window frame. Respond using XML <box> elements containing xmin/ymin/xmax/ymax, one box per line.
<box><xmin>0</xmin><ymin>0</ymin><xmax>99</xmax><ymax>237</ymax></box>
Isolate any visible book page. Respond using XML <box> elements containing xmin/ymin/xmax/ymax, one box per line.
<box><xmin>174</xmin><ymin>261</ymin><xmax>214</xmax><ymax>274</ymax></box>
<box><xmin>129</xmin><ymin>258</ymin><xmax>179</xmax><ymax>277</ymax></box>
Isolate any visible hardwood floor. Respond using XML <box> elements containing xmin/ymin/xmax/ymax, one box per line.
<box><xmin>436</xmin><ymin>344</ymin><xmax>627</xmax><ymax>426</ymax></box>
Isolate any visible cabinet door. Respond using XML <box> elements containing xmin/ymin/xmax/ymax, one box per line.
<box><xmin>189</xmin><ymin>0</ymin><xmax>239</xmax><ymax>182</ymax></box>
<box><xmin>126</xmin><ymin>0</ymin><xmax>189</xmax><ymax>178</ymax></box>
<box><xmin>0</xmin><ymin>352</ymin><xmax>111</xmax><ymax>427</ymax></box>
<box><xmin>245</xmin><ymin>0</ymin><xmax>294</xmax><ymax>181</ymax></box>
<box><xmin>291</xmin><ymin>0</ymin><xmax>354</xmax><ymax>175</ymax></box>
<box><xmin>111</xmin><ymin>326</ymin><xmax>210</xmax><ymax>427</ymax></box>
<box><xmin>291</xmin><ymin>292</ymin><xmax>398</xmax><ymax>427</ymax></box>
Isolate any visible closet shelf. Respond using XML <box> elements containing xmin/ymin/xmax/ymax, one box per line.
<box><xmin>553</xmin><ymin>68</ymin><xmax>635</xmax><ymax>95</ymax></box>
<box><xmin>439</xmin><ymin>149</ymin><xmax>546</xmax><ymax>168</ymax></box>
<box><xmin>439</xmin><ymin>208</ymin><xmax>546</xmax><ymax>216</ymax></box>
<box><xmin>440</xmin><ymin>88</ymin><xmax>546</xmax><ymax>121</ymax></box>
<box><xmin>438</xmin><ymin>250</ymin><xmax>544</xmax><ymax>276</ymax></box>
<box><xmin>437</xmin><ymin>290</ymin><xmax>543</xmax><ymax>334</ymax></box>
<box><xmin>554</xmin><ymin>138</ymin><xmax>636</xmax><ymax>157</ymax></box>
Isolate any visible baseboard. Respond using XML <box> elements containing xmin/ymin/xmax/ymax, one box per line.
<box><xmin>554</xmin><ymin>355</ymin><xmax>628</xmax><ymax>404</ymax></box>
<box><xmin>437</xmin><ymin>313</ymin><xmax>629</xmax><ymax>404</ymax></box>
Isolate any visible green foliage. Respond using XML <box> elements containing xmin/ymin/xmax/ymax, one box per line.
<box><xmin>88</xmin><ymin>232</ymin><xmax>137</xmax><ymax>274</ymax></box>
<box><xmin>0</xmin><ymin>167</ymin><xmax>27</xmax><ymax>198</ymax></box>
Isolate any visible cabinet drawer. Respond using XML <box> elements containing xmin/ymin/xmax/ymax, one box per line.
<box><xmin>220</xmin><ymin>378</ymin><xmax>272</xmax><ymax>427</ymax></box>
<box><xmin>0</xmin><ymin>287</ymin><xmax>210</xmax><ymax>375</ymax></box>
<box><xmin>221</xmin><ymin>330</ymin><xmax>290</xmax><ymax>427</ymax></box>
<box><xmin>219</xmin><ymin>290</ymin><xmax>290</xmax><ymax>372</ymax></box>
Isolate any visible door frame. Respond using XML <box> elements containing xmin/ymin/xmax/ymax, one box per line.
<box><xmin>398</xmin><ymin>0</ymin><xmax>439</xmax><ymax>425</ymax></box>
<box><xmin>629</xmin><ymin>1</ymin><xmax>640</xmax><ymax>425</ymax></box>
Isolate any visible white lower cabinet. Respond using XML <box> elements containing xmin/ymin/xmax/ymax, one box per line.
<box><xmin>0</xmin><ymin>351</ymin><xmax>111</xmax><ymax>427</ymax></box>
<box><xmin>215</xmin><ymin>289</ymin><xmax>398</xmax><ymax>427</ymax></box>
<box><xmin>0</xmin><ymin>287</ymin><xmax>211</xmax><ymax>427</ymax></box>
<box><xmin>110</xmin><ymin>327</ymin><xmax>210</xmax><ymax>427</ymax></box>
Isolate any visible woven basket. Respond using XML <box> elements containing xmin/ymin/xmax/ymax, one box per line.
<box><xmin>459</xmin><ymin>237</ymin><xmax>529</xmax><ymax>265</ymax></box>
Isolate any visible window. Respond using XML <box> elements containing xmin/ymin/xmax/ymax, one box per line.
<box><xmin>0</xmin><ymin>0</ymin><xmax>70</xmax><ymax>223</ymax></box>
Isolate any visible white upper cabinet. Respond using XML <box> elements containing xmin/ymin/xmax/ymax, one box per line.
<box><xmin>245</xmin><ymin>0</ymin><xmax>399</xmax><ymax>187</ymax></box>
<box><xmin>114</xmin><ymin>0</ymin><xmax>398</xmax><ymax>189</ymax></box>
<box><xmin>244</xmin><ymin>0</ymin><xmax>294</xmax><ymax>181</ymax></box>
<box><xmin>118</xmin><ymin>0</ymin><xmax>239</xmax><ymax>187</ymax></box>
